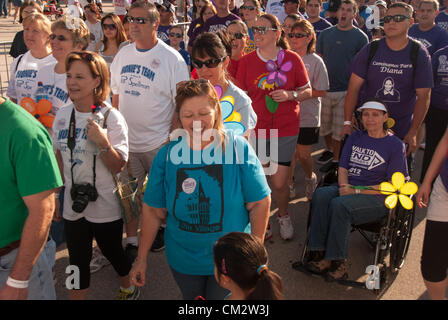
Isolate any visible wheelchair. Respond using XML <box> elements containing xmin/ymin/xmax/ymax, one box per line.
<box><xmin>292</xmin><ymin>154</ymin><xmax>415</xmax><ymax>297</ymax></box>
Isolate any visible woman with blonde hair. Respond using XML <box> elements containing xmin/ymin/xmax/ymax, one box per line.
<box><xmin>52</xmin><ymin>51</ymin><xmax>138</xmax><ymax>300</ymax></box>
<box><xmin>95</xmin><ymin>13</ymin><xmax>127</xmax><ymax>67</ymax></box>
<box><xmin>7</xmin><ymin>12</ymin><xmax>56</xmax><ymax>106</ymax></box>
<box><xmin>129</xmin><ymin>79</ymin><xmax>271</xmax><ymax>300</ymax></box>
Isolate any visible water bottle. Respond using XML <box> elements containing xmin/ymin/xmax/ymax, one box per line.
<box><xmin>35</xmin><ymin>81</ymin><xmax>49</xmax><ymax>102</ymax></box>
<box><xmin>85</xmin><ymin>105</ymin><xmax>104</xmax><ymax>155</ymax></box>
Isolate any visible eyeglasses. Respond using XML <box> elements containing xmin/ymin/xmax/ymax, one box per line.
<box><xmin>169</xmin><ymin>32</ymin><xmax>183</xmax><ymax>38</ymax></box>
<box><xmin>191</xmin><ymin>57</ymin><xmax>225</xmax><ymax>69</ymax></box>
<box><xmin>102</xmin><ymin>23</ymin><xmax>117</xmax><ymax>30</ymax></box>
<box><xmin>383</xmin><ymin>14</ymin><xmax>410</xmax><ymax>23</ymax></box>
<box><xmin>288</xmin><ymin>32</ymin><xmax>309</xmax><ymax>38</ymax></box>
<box><xmin>127</xmin><ymin>16</ymin><xmax>151</xmax><ymax>24</ymax></box>
<box><xmin>229</xmin><ymin>32</ymin><xmax>245</xmax><ymax>39</ymax></box>
<box><xmin>240</xmin><ymin>5</ymin><xmax>256</xmax><ymax>10</ymax></box>
<box><xmin>252</xmin><ymin>26</ymin><xmax>278</xmax><ymax>35</ymax></box>
<box><xmin>50</xmin><ymin>34</ymin><xmax>69</xmax><ymax>41</ymax></box>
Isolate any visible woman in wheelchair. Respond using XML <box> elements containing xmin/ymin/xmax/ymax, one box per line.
<box><xmin>305</xmin><ymin>100</ymin><xmax>409</xmax><ymax>281</ymax></box>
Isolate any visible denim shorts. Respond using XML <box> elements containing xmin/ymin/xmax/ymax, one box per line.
<box><xmin>0</xmin><ymin>240</ymin><xmax>56</xmax><ymax>300</ymax></box>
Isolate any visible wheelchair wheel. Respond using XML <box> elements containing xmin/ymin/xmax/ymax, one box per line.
<box><xmin>389</xmin><ymin>203</ymin><xmax>415</xmax><ymax>272</ymax></box>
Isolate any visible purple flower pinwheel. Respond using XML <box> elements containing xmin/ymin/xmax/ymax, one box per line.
<box><xmin>265</xmin><ymin>50</ymin><xmax>293</xmax><ymax>87</ymax></box>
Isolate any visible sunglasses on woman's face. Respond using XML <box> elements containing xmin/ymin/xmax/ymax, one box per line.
<box><xmin>50</xmin><ymin>34</ymin><xmax>69</xmax><ymax>41</ymax></box>
<box><xmin>102</xmin><ymin>23</ymin><xmax>117</xmax><ymax>30</ymax></box>
<box><xmin>229</xmin><ymin>32</ymin><xmax>245</xmax><ymax>40</ymax></box>
<box><xmin>191</xmin><ymin>57</ymin><xmax>225</xmax><ymax>69</ymax></box>
<box><xmin>288</xmin><ymin>32</ymin><xmax>309</xmax><ymax>39</ymax></box>
<box><xmin>169</xmin><ymin>32</ymin><xmax>183</xmax><ymax>38</ymax></box>
<box><xmin>252</xmin><ymin>26</ymin><xmax>278</xmax><ymax>35</ymax></box>
<box><xmin>240</xmin><ymin>5</ymin><xmax>256</xmax><ymax>10</ymax></box>
<box><xmin>383</xmin><ymin>14</ymin><xmax>410</xmax><ymax>23</ymax></box>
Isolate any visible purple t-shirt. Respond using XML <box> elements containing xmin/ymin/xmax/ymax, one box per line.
<box><xmin>310</xmin><ymin>18</ymin><xmax>333</xmax><ymax>39</ymax></box>
<box><xmin>436</xmin><ymin>11</ymin><xmax>448</xmax><ymax>31</ymax></box>
<box><xmin>409</xmin><ymin>24</ymin><xmax>448</xmax><ymax>56</ymax></box>
<box><xmin>339</xmin><ymin>130</ymin><xmax>409</xmax><ymax>188</ymax></box>
<box><xmin>203</xmin><ymin>13</ymin><xmax>241</xmax><ymax>33</ymax></box>
<box><xmin>441</xmin><ymin>154</ymin><xmax>448</xmax><ymax>192</ymax></box>
<box><xmin>351</xmin><ymin>38</ymin><xmax>433</xmax><ymax>139</ymax></box>
<box><xmin>431</xmin><ymin>46</ymin><xmax>448</xmax><ymax>111</ymax></box>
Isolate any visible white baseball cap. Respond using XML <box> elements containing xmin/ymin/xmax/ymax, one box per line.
<box><xmin>374</xmin><ymin>0</ymin><xmax>387</xmax><ymax>8</ymax></box>
<box><xmin>358</xmin><ymin>101</ymin><xmax>388</xmax><ymax>112</ymax></box>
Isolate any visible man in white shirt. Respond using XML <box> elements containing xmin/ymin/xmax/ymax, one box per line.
<box><xmin>110</xmin><ymin>1</ymin><xmax>189</xmax><ymax>257</ymax></box>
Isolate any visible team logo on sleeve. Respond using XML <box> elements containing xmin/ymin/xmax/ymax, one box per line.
<box><xmin>350</xmin><ymin>146</ymin><xmax>385</xmax><ymax>170</ymax></box>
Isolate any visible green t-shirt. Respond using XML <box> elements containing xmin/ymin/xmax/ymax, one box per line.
<box><xmin>0</xmin><ymin>99</ymin><xmax>63</xmax><ymax>248</ymax></box>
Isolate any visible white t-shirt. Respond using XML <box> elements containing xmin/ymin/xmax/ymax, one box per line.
<box><xmin>110</xmin><ymin>41</ymin><xmax>190</xmax><ymax>153</ymax></box>
<box><xmin>85</xmin><ymin>20</ymin><xmax>103</xmax><ymax>52</ymax></box>
<box><xmin>266</xmin><ymin>0</ymin><xmax>287</xmax><ymax>23</ymax></box>
<box><xmin>300</xmin><ymin>53</ymin><xmax>329</xmax><ymax>128</ymax></box>
<box><xmin>52</xmin><ymin>103</ymin><xmax>129</xmax><ymax>223</ymax></box>
<box><xmin>114</xmin><ymin>0</ymin><xmax>130</xmax><ymax>16</ymax></box>
<box><xmin>7</xmin><ymin>51</ymin><xmax>57</xmax><ymax>105</ymax></box>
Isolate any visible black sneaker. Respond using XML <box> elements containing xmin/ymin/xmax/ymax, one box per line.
<box><xmin>150</xmin><ymin>227</ymin><xmax>165</xmax><ymax>252</ymax></box>
<box><xmin>317</xmin><ymin>151</ymin><xmax>333</xmax><ymax>164</ymax></box>
<box><xmin>125</xmin><ymin>244</ymin><xmax>138</xmax><ymax>265</ymax></box>
<box><xmin>320</xmin><ymin>160</ymin><xmax>338</xmax><ymax>173</ymax></box>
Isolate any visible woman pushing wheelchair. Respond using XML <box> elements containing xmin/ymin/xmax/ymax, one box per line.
<box><xmin>304</xmin><ymin>99</ymin><xmax>409</xmax><ymax>281</ymax></box>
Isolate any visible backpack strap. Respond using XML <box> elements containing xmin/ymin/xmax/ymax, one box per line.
<box><xmin>367</xmin><ymin>39</ymin><xmax>380</xmax><ymax>67</ymax></box>
<box><xmin>409</xmin><ymin>38</ymin><xmax>420</xmax><ymax>78</ymax></box>
<box><xmin>14</xmin><ymin>54</ymin><xmax>25</xmax><ymax>73</ymax></box>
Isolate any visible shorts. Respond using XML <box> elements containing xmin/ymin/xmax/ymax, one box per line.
<box><xmin>320</xmin><ymin>91</ymin><xmax>346</xmax><ymax>141</ymax></box>
<box><xmin>421</xmin><ymin>220</ymin><xmax>448</xmax><ymax>282</ymax></box>
<box><xmin>13</xmin><ymin>0</ymin><xmax>22</xmax><ymax>7</ymax></box>
<box><xmin>297</xmin><ymin>127</ymin><xmax>320</xmax><ymax>145</ymax></box>
<box><xmin>253</xmin><ymin>135</ymin><xmax>298</xmax><ymax>167</ymax></box>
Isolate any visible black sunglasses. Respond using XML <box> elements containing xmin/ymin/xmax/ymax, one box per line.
<box><xmin>50</xmin><ymin>34</ymin><xmax>69</xmax><ymax>41</ymax></box>
<box><xmin>169</xmin><ymin>32</ymin><xmax>183</xmax><ymax>38</ymax></box>
<box><xmin>127</xmin><ymin>16</ymin><xmax>151</xmax><ymax>24</ymax></box>
<box><xmin>102</xmin><ymin>23</ymin><xmax>117</xmax><ymax>30</ymax></box>
<box><xmin>383</xmin><ymin>14</ymin><xmax>410</xmax><ymax>23</ymax></box>
<box><xmin>288</xmin><ymin>32</ymin><xmax>309</xmax><ymax>39</ymax></box>
<box><xmin>191</xmin><ymin>57</ymin><xmax>225</xmax><ymax>69</ymax></box>
<box><xmin>229</xmin><ymin>32</ymin><xmax>245</xmax><ymax>39</ymax></box>
<box><xmin>240</xmin><ymin>5</ymin><xmax>256</xmax><ymax>10</ymax></box>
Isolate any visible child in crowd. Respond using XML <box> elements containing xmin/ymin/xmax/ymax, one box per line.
<box><xmin>213</xmin><ymin>232</ymin><xmax>283</xmax><ymax>300</ymax></box>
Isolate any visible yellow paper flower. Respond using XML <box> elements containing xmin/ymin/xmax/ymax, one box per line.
<box><xmin>379</xmin><ymin>172</ymin><xmax>418</xmax><ymax>210</ymax></box>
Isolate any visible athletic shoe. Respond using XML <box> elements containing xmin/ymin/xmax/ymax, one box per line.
<box><xmin>305</xmin><ymin>172</ymin><xmax>318</xmax><ymax>200</ymax></box>
<box><xmin>305</xmin><ymin>258</ymin><xmax>331</xmax><ymax>275</ymax></box>
<box><xmin>90</xmin><ymin>246</ymin><xmax>110</xmax><ymax>274</ymax></box>
<box><xmin>317</xmin><ymin>150</ymin><xmax>333</xmax><ymax>164</ymax></box>
<box><xmin>115</xmin><ymin>285</ymin><xmax>141</xmax><ymax>300</ymax></box>
<box><xmin>278</xmin><ymin>213</ymin><xmax>294</xmax><ymax>240</ymax></box>
<box><xmin>289</xmin><ymin>184</ymin><xmax>296</xmax><ymax>199</ymax></box>
<box><xmin>326</xmin><ymin>260</ymin><xmax>349</xmax><ymax>281</ymax></box>
<box><xmin>125</xmin><ymin>244</ymin><xmax>138</xmax><ymax>265</ymax></box>
<box><xmin>264</xmin><ymin>223</ymin><xmax>273</xmax><ymax>241</ymax></box>
<box><xmin>150</xmin><ymin>227</ymin><xmax>165</xmax><ymax>252</ymax></box>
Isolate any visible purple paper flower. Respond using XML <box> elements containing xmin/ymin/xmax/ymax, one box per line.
<box><xmin>266</xmin><ymin>50</ymin><xmax>293</xmax><ymax>87</ymax></box>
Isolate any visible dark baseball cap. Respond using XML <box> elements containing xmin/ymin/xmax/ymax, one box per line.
<box><xmin>281</xmin><ymin>0</ymin><xmax>299</xmax><ymax>4</ymax></box>
<box><xmin>327</xmin><ymin>0</ymin><xmax>341</xmax><ymax>12</ymax></box>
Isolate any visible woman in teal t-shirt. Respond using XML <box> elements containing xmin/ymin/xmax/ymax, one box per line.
<box><xmin>129</xmin><ymin>79</ymin><xmax>271</xmax><ymax>300</ymax></box>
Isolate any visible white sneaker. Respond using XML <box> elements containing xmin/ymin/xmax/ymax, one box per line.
<box><xmin>278</xmin><ymin>213</ymin><xmax>294</xmax><ymax>240</ymax></box>
<box><xmin>289</xmin><ymin>184</ymin><xmax>296</xmax><ymax>199</ymax></box>
<box><xmin>305</xmin><ymin>172</ymin><xmax>318</xmax><ymax>200</ymax></box>
<box><xmin>264</xmin><ymin>223</ymin><xmax>273</xmax><ymax>241</ymax></box>
<box><xmin>90</xmin><ymin>246</ymin><xmax>110</xmax><ymax>274</ymax></box>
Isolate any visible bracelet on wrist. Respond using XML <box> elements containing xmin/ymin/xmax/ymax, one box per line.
<box><xmin>355</xmin><ymin>188</ymin><xmax>361</xmax><ymax>195</ymax></box>
<box><xmin>6</xmin><ymin>277</ymin><xmax>29</xmax><ymax>289</ymax></box>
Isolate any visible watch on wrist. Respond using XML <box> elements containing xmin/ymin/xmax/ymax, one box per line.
<box><xmin>292</xmin><ymin>91</ymin><xmax>298</xmax><ymax>101</ymax></box>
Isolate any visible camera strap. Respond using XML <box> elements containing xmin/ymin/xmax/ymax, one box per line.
<box><xmin>67</xmin><ymin>107</ymin><xmax>97</xmax><ymax>189</ymax></box>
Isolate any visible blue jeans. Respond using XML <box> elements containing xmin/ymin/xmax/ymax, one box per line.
<box><xmin>170</xmin><ymin>266</ymin><xmax>229</xmax><ymax>300</ymax></box>
<box><xmin>0</xmin><ymin>0</ymin><xmax>7</xmax><ymax>16</ymax></box>
<box><xmin>308</xmin><ymin>185</ymin><xmax>388</xmax><ymax>260</ymax></box>
<box><xmin>0</xmin><ymin>240</ymin><xmax>56</xmax><ymax>299</ymax></box>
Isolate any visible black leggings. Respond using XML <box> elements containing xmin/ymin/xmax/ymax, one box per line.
<box><xmin>421</xmin><ymin>220</ymin><xmax>448</xmax><ymax>283</ymax></box>
<box><xmin>64</xmin><ymin>218</ymin><xmax>131</xmax><ymax>290</ymax></box>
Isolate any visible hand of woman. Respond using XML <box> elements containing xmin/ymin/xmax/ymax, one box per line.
<box><xmin>269</xmin><ymin>89</ymin><xmax>291</xmax><ymax>103</ymax></box>
<box><xmin>129</xmin><ymin>258</ymin><xmax>147</xmax><ymax>287</ymax></box>
<box><xmin>339</xmin><ymin>183</ymin><xmax>354</xmax><ymax>196</ymax></box>
<box><xmin>86</xmin><ymin>118</ymin><xmax>109</xmax><ymax>147</ymax></box>
<box><xmin>416</xmin><ymin>182</ymin><xmax>431</xmax><ymax>208</ymax></box>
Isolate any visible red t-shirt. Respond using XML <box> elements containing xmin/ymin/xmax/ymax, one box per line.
<box><xmin>236</xmin><ymin>49</ymin><xmax>310</xmax><ymax>138</ymax></box>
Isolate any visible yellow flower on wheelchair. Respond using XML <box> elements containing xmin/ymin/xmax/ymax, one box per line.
<box><xmin>380</xmin><ymin>172</ymin><xmax>418</xmax><ymax>210</ymax></box>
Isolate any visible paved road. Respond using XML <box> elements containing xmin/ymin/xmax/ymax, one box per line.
<box><xmin>0</xmin><ymin>1</ymin><xmax>443</xmax><ymax>300</ymax></box>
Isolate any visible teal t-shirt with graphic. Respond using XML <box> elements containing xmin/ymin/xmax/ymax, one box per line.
<box><xmin>144</xmin><ymin>131</ymin><xmax>270</xmax><ymax>275</ymax></box>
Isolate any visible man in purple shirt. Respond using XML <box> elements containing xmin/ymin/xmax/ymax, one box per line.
<box><xmin>306</xmin><ymin>0</ymin><xmax>333</xmax><ymax>38</ymax></box>
<box><xmin>435</xmin><ymin>4</ymin><xmax>448</xmax><ymax>31</ymax></box>
<box><xmin>343</xmin><ymin>2</ymin><xmax>433</xmax><ymax>157</ymax></box>
<box><xmin>409</xmin><ymin>0</ymin><xmax>448</xmax><ymax>56</ymax></box>
<box><xmin>203</xmin><ymin>0</ymin><xmax>241</xmax><ymax>33</ymax></box>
